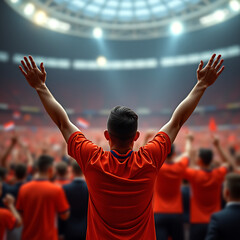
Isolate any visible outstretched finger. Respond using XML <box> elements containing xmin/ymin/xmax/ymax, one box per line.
<box><xmin>217</xmin><ymin>66</ymin><xmax>224</xmax><ymax>76</ymax></box>
<box><xmin>24</xmin><ymin>56</ymin><xmax>32</xmax><ymax>70</ymax></box>
<box><xmin>212</xmin><ymin>55</ymin><xmax>221</xmax><ymax>68</ymax></box>
<box><xmin>40</xmin><ymin>62</ymin><xmax>46</xmax><ymax>74</ymax></box>
<box><xmin>19</xmin><ymin>66</ymin><xmax>27</xmax><ymax>78</ymax></box>
<box><xmin>29</xmin><ymin>55</ymin><xmax>37</xmax><ymax>68</ymax></box>
<box><xmin>21</xmin><ymin>60</ymin><xmax>29</xmax><ymax>72</ymax></box>
<box><xmin>197</xmin><ymin>60</ymin><xmax>204</xmax><ymax>72</ymax></box>
<box><xmin>216</xmin><ymin>59</ymin><xmax>224</xmax><ymax>71</ymax></box>
<box><xmin>207</xmin><ymin>54</ymin><xmax>216</xmax><ymax>67</ymax></box>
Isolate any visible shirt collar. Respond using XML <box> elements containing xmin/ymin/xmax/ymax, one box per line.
<box><xmin>226</xmin><ymin>201</ymin><xmax>240</xmax><ymax>207</ymax></box>
<box><xmin>110</xmin><ymin>149</ymin><xmax>133</xmax><ymax>159</ymax></box>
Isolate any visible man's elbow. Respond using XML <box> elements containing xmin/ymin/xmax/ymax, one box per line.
<box><xmin>59</xmin><ymin>210</ymin><xmax>70</xmax><ymax>220</ymax></box>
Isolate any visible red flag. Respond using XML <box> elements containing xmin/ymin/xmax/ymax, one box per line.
<box><xmin>13</xmin><ymin>111</ymin><xmax>21</xmax><ymax>119</ymax></box>
<box><xmin>208</xmin><ymin>117</ymin><xmax>217</xmax><ymax>132</ymax></box>
<box><xmin>76</xmin><ymin>118</ymin><xmax>90</xmax><ymax>129</ymax></box>
<box><xmin>3</xmin><ymin>121</ymin><xmax>15</xmax><ymax>131</ymax></box>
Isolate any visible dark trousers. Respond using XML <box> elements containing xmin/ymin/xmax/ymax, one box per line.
<box><xmin>154</xmin><ymin>213</ymin><xmax>184</xmax><ymax>240</ymax></box>
<box><xmin>190</xmin><ymin>223</ymin><xmax>208</xmax><ymax>240</ymax></box>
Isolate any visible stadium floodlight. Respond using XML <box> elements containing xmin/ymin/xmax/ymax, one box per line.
<box><xmin>34</xmin><ymin>11</ymin><xmax>47</xmax><ymax>25</ymax></box>
<box><xmin>24</xmin><ymin>3</ymin><xmax>35</xmax><ymax>16</ymax></box>
<box><xmin>214</xmin><ymin>10</ymin><xmax>226</xmax><ymax>22</ymax></box>
<box><xmin>96</xmin><ymin>56</ymin><xmax>107</xmax><ymax>66</ymax></box>
<box><xmin>229</xmin><ymin>0</ymin><xmax>240</xmax><ymax>11</ymax></box>
<box><xmin>48</xmin><ymin>18</ymin><xmax>59</xmax><ymax>29</ymax></box>
<box><xmin>170</xmin><ymin>21</ymin><xmax>183</xmax><ymax>35</ymax></box>
<box><xmin>93</xmin><ymin>27</ymin><xmax>103</xmax><ymax>38</ymax></box>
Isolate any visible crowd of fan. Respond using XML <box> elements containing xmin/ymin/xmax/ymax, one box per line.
<box><xmin>0</xmin><ymin>128</ymin><xmax>240</xmax><ymax>240</ymax></box>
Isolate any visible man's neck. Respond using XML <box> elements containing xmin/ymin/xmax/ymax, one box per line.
<box><xmin>37</xmin><ymin>173</ymin><xmax>49</xmax><ymax>180</ymax></box>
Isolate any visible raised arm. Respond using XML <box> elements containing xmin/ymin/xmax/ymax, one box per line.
<box><xmin>3</xmin><ymin>194</ymin><xmax>22</xmax><ymax>227</ymax></box>
<box><xmin>213</xmin><ymin>135</ymin><xmax>236</xmax><ymax>169</ymax></box>
<box><xmin>19</xmin><ymin>56</ymin><xmax>79</xmax><ymax>142</ymax></box>
<box><xmin>0</xmin><ymin>136</ymin><xmax>17</xmax><ymax>168</ymax></box>
<box><xmin>160</xmin><ymin>54</ymin><xmax>224</xmax><ymax>143</ymax></box>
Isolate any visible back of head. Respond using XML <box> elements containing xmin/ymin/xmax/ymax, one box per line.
<box><xmin>72</xmin><ymin>161</ymin><xmax>83</xmax><ymax>176</ymax></box>
<box><xmin>199</xmin><ymin>148</ymin><xmax>213</xmax><ymax>166</ymax></box>
<box><xmin>55</xmin><ymin>162</ymin><xmax>68</xmax><ymax>177</ymax></box>
<box><xmin>15</xmin><ymin>163</ymin><xmax>27</xmax><ymax>180</ymax></box>
<box><xmin>37</xmin><ymin>155</ymin><xmax>54</xmax><ymax>173</ymax></box>
<box><xmin>107</xmin><ymin>106</ymin><xmax>138</xmax><ymax>141</ymax></box>
<box><xmin>226</xmin><ymin>173</ymin><xmax>240</xmax><ymax>200</ymax></box>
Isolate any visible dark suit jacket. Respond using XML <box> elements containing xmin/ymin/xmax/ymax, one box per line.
<box><xmin>206</xmin><ymin>203</ymin><xmax>240</xmax><ymax>240</ymax></box>
<box><xmin>63</xmin><ymin>178</ymin><xmax>89</xmax><ymax>240</ymax></box>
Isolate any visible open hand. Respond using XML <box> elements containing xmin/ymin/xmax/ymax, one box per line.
<box><xmin>19</xmin><ymin>56</ymin><xmax>46</xmax><ymax>89</ymax></box>
<box><xmin>197</xmin><ymin>54</ymin><xmax>224</xmax><ymax>88</ymax></box>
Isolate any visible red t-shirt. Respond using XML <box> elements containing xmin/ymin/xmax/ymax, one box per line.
<box><xmin>68</xmin><ymin>131</ymin><xmax>171</xmax><ymax>240</ymax></box>
<box><xmin>16</xmin><ymin>180</ymin><xmax>69</xmax><ymax>240</ymax></box>
<box><xmin>0</xmin><ymin>208</ymin><xmax>16</xmax><ymax>240</ymax></box>
<box><xmin>183</xmin><ymin>166</ymin><xmax>227</xmax><ymax>223</ymax></box>
<box><xmin>153</xmin><ymin>156</ymin><xmax>189</xmax><ymax>214</ymax></box>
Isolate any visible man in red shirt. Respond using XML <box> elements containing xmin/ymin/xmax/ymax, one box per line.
<box><xmin>0</xmin><ymin>179</ymin><xmax>22</xmax><ymax>240</ymax></box>
<box><xmin>16</xmin><ymin>155</ymin><xmax>70</xmax><ymax>240</ymax></box>
<box><xmin>19</xmin><ymin>54</ymin><xmax>224</xmax><ymax>239</ymax></box>
<box><xmin>153</xmin><ymin>134</ymin><xmax>193</xmax><ymax>240</ymax></box>
<box><xmin>184</xmin><ymin>138</ymin><xmax>230</xmax><ymax>240</ymax></box>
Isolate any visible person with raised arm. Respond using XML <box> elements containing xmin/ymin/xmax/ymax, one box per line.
<box><xmin>19</xmin><ymin>54</ymin><xmax>224</xmax><ymax>240</ymax></box>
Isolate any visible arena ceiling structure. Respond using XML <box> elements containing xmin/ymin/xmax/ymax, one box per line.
<box><xmin>5</xmin><ymin>0</ymin><xmax>240</xmax><ymax>40</ymax></box>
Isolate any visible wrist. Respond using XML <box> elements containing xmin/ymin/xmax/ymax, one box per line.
<box><xmin>35</xmin><ymin>83</ymin><xmax>47</xmax><ymax>92</ymax></box>
<box><xmin>196</xmin><ymin>81</ymin><xmax>208</xmax><ymax>90</ymax></box>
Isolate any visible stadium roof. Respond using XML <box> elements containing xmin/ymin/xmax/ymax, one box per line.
<box><xmin>5</xmin><ymin>0</ymin><xmax>240</xmax><ymax>40</ymax></box>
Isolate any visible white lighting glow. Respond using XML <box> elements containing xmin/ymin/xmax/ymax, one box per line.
<box><xmin>34</xmin><ymin>11</ymin><xmax>47</xmax><ymax>25</ymax></box>
<box><xmin>93</xmin><ymin>28</ymin><xmax>103</xmax><ymax>38</ymax></box>
<box><xmin>48</xmin><ymin>18</ymin><xmax>59</xmax><ymax>29</ymax></box>
<box><xmin>47</xmin><ymin>18</ymin><xmax>70</xmax><ymax>31</ymax></box>
<box><xmin>229</xmin><ymin>0</ymin><xmax>240</xmax><ymax>11</ymax></box>
<box><xmin>24</xmin><ymin>3</ymin><xmax>35</xmax><ymax>16</ymax></box>
<box><xmin>214</xmin><ymin>10</ymin><xmax>226</xmax><ymax>21</ymax></box>
<box><xmin>96</xmin><ymin>56</ymin><xmax>107</xmax><ymax>66</ymax></box>
<box><xmin>10</xmin><ymin>0</ymin><xmax>19</xmax><ymax>3</ymax></box>
<box><xmin>170</xmin><ymin>21</ymin><xmax>183</xmax><ymax>35</ymax></box>
<box><xmin>200</xmin><ymin>9</ymin><xmax>227</xmax><ymax>25</ymax></box>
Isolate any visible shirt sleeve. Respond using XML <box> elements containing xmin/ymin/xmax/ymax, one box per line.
<box><xmin>183</xmin><ymin>168</ymin><xmax>196</xmax><ymax>181</ymax></box>
<box><xmin>67</xmin><ymin>131</ymin><xmax>100</xmax><ymax>173</ymax></box>
<box><xmin>5</xmin><ymin>210</ymin><xmax>17</xmax><ymax>230</ymax></box>
<box><xmin>178</xmin><ymin>156</ymin><xmax>189</xmax><ymax>169</ymax></box>
<box><xmin>55</xmin><ymin>187</ymin><xmax>70</xmax><ymax>214</ymax></box>
<box><xmin>214</xmin><ymin>166</ymin><xmax>228</xmax><ymax>182</ymax></box>
<box><xmin>141</xmin><ymin>131</ymin><xmax>171</xmax><ymax>170</ymax></box>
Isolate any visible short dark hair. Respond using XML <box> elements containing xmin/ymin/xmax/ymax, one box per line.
<box><xmin>167</xmin><ymin>144</ymin><xmax>175</xmax><ymax>158</ymax></box>
<box><xmin>226</xmin><ymin>173</ymin><xmax>240</xmax><ymax>199</ymax></box>
<box><xmin>37</xmin><ymin>155</ymin><xmax>54</xmax><ymax>173</ymax></box>
<box><xmin>55</xmin><ymin>162</ymin><xmax>68</xmax><ymax>177</ymax></box>
<box><xmin>72</xmin><ymin>161</ymin><xmax>82</xmax><ymax>176</ymax></box>
<box><xmin>15</xmin><ymin>163</ymin><xmax>27</xmax><ymax>180</ymax></box>
<box><xmin>107</xmin><ymin>106</ymin><xmax>138</xmax><ymax>141</ymax></box>
<box><xmin>199</xmin><ymin>148</ymin><xmax>213</xmax><ymax>166</ymax></box>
